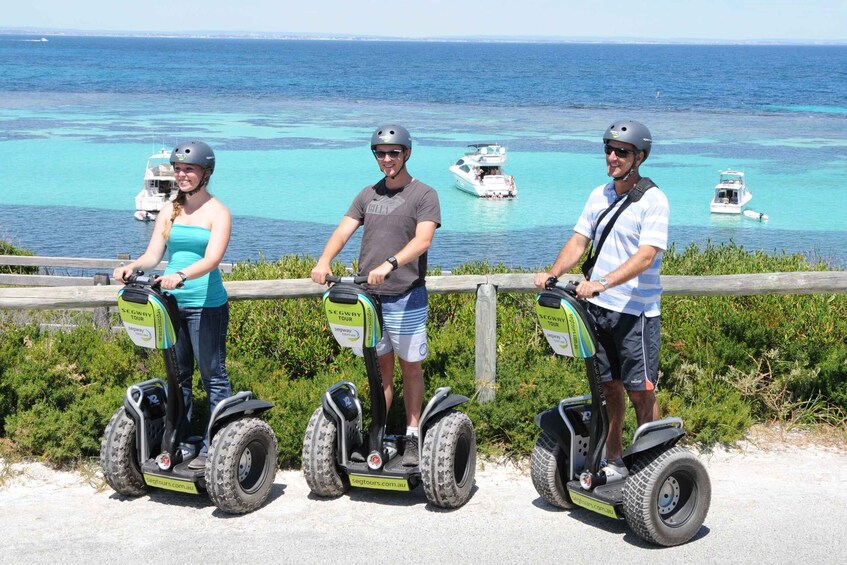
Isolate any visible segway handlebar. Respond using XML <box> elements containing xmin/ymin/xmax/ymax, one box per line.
<box><xmin>544</xmin><ymin>276</ymin><xmax>579</xmax><ymax>295</ymax></box>
<box><xmin>124</xmin><ymin>270</ymin><xmax>184</xmax><ymax>289</ymax></box>
<box><xmin>325</xmin><ymin>273</ymin><xmax>390</xmax><ymax>285</ymax></box>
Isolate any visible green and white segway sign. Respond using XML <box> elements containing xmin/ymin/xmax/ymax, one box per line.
<box><xmin>323</xmin><ymin>292</ymin><xmax>382</xmax><ymax>349</ymax></box>
<box><xmin>118</xmin><ymin>290</ymin><xmax>177</xmax><ymax>350</ymax></box>
<box><xmin>535</xmin><ymin>296</ymin><xmax>596</xmax><ymax>358</ymax></box>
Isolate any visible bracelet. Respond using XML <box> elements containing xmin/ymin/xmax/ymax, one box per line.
<box><xmin>176</xmin><ymin>271</ymin><xmax>188</xmax><ymax>283</ymax></box>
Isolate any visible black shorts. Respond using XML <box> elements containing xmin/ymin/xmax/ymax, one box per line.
<box><xmin>587</xmin><ymin>303</ymin><xmax>660</xmax><ymax>392</ymax></box>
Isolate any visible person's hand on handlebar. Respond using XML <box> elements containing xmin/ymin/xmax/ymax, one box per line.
<box><xmin>575</xmin><ymin>279</ymin><xmax>604</xmax><ymax>299</ymax></box>
<box><xmin>113</xmin><ymin>266</ymin><xmax>135</xmax><ymax>283</ymax></box>
<box><xmin>155</xmin><ymin>273</ymin><xmax>184</xmax><ymax>290</ymax></box>
<box><xmin>367</xmin><ymin>261</ymin><xmax>393</xmax><ymax>286</ymax></box>
<box><xmin>311</xmin><ymin>261</ymin><xmax>333</xmax><ymax>285</ymax></box>
<box><xmin>534</xmin><ymin>271</ymin><xmax>557</xmax><ymax>290</ymax></box>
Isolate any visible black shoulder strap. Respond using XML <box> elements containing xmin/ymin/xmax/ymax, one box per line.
<box><xmin>625</xmin><ymin>176</ymin><xmax>656</xmax><ymax>203</ymax></box>
<box><xmin>581</xmin><ymin>178</ymin><xmax>657</xmax><ymax>279</ymax></box>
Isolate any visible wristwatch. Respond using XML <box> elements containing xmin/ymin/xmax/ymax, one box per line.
<box><xmin>387</xmin><ymin>256</ymin><xmax>399</xmax><ymax>271</ymax></box>
<box><xmin>598</xmin><ymin>277</ymin><xmax>609</xmax><ymax>291</ymax></box>
<box><xmin>176</xmin><ymin>271</ymin><xmax>188</xmax><ymax>283</ymax></box>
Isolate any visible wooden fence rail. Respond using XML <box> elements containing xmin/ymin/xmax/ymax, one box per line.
<box><xmin>1</xmin><ymin>270</ymin><xmax>846</xmax><ymax>402</ymax></box>
<box><xmin>0</xmin><ymin>254</ymin><xmax>233</xmax><ymax>287</ymax></box>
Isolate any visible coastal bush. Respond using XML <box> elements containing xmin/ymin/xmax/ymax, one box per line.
<box><xmin>0</xmin><ymin>242</ymin><xmax>843</xmax><ymax>466</ymax></box>
<box><xmin>0</xmin><ymin>240</ymin><xmax>37</xmax><ymax>275</ymax></box>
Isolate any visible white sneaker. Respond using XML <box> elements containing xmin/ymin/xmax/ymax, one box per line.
<box><xmin>600</xmin><ymin>458</ymin><xmax>628</xmax><ymax>483</ymax></box>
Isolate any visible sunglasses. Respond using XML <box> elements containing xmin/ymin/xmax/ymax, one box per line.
<box><xmin>604</xmin><ymin>145</ymin><xmax>634</xmax><ymax>158</ymax></box>
<box><xmin>373</xmin><ymin>149</ymin><xmax>405</xmax><ymax>160</ymax></box>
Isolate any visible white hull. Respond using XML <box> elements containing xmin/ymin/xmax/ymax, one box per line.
<box><xmin>134</xmin><ymin>210</ymin><xmax>156</xmax><ymax>222</ymax></box>
<box><xmin>450</xmin><ymin>168</ymin><xmax>517</xmax><ymax>198</ymax></box>
<box><xmin>710</xmin><ymin>191</ymin><xmax>752</xmax><ymax>214</ymax></box>
<box><xmin>710</xmin><ymin>169</ymin><xmax>751</xmax><ymax>214</ymax></box>
<box><xmin>449</xmin><ymin>143</ymin><xmax>517</xmax><ymax>199</ymax></box>
<box><xmin>743</xmin><ymin>209</ymin><xmax>768</xmax><ymax>221</ymax></box>
<box><xmin>134</xmin><ymin>149</ymin><xmax>177</xmax><ymax>219</ymax></box>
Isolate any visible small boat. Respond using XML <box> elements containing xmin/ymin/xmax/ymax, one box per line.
<box><xmin>134</xmin><ymin>148</ymin><xmax>177</xmax><ymax>221</ymax></box>
<box><xmin>710</xmin><ymin>169</ymin><xmax>752</xmax><ymax>214</ymax></box>
<box><xmin>449</xmin><ymin>143</ymin><xmax>517</xmax><ymax>199</ymax></box>
<box><xmin>743</xmin><ymin>209</ymin><xmax>768</xmax><ymax>221</ymax></box>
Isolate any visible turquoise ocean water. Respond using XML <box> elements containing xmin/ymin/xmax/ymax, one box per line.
<box><xmin>1</xmin><ymin>36</ymin><xmax>846</xmax><ymax>269</ymax></box>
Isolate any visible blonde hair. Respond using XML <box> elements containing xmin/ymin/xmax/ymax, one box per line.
<box><xmin>162</xmin><ymin>191</ymin><xmax>187</xmax><ymax>241</ymax></box>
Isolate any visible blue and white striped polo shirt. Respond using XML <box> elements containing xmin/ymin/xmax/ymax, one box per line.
<box><xmin>574</xmin><ymin>181</ymin><xmax>669</xmax><ymax>317</ymax></box>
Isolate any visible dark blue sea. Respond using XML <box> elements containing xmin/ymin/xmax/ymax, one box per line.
<box><xmin>1</xmin><ymin>35</ymin><xmax>846</xmax><ymax>269</ymax></box>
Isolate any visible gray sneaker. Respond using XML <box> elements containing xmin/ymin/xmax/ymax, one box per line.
<box><xmin>402</xmin><ymin>436</ymin><xmax>419</xmax><ymax>467</ymax></box>
<box><xmin>600</xmin><ymin>458</ymin><xmax>628</xmax><ymax>482</ymax></box>
<box><xmin>187</xmin><ymin>455</ymin><xmax>207</xmax><ymax>470</ymax></box>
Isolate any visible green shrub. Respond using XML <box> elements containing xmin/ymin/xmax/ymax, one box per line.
<box><xmin>0</xmin><ymin>240</ymin><xmax>37</xmax><ymax>275</ymax></box>
<box><xmin>0</xmin><ymin>243</ymin><xmax>843</xmax><ymax>466</ymax></box>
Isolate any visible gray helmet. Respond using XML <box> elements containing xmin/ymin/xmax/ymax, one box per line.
<box><xmin>603</xmin><ymin>121</ymin><xmax>652</xmax><ymax>161</ymax></box>
<box><xmin>170</xmin><ymin>141</ymin><xmax>216</xmax><ymax>173</ymax></box>
<box><xmin>370</xmin><ymin>125</ymin><xmax>412</xmax><ymax>150</ymax></box>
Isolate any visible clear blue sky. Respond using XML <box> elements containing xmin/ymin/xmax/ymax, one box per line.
<box><xmin>4</xmin><ymin>0</ymin><xmax>846</xmax><ymax>42</ymax></box>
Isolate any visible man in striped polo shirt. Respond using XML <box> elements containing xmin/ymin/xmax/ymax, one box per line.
<box><xmin>534</xmin><ymin>120</ymin><xmax>669</xmax><ymax>482</ymax></box>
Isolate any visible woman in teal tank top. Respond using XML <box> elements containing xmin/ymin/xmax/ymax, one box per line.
<box><xmin>113</xmin><ymin>140</ymin><xmax>233</xmax><ymax>470</ymax></box>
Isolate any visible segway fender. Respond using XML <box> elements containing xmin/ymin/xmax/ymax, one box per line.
<box><xmin>423</xmin><ymin>394</ymin><xmax>468</xmax><ymax>423</ymax></box>
<box><xmin>420</xmin><ymin>393</ymin><xmax>469</xmax><ymax>433</ymax></box>
<box><xmin>210</xmin><ymin>399</ymin><xmax>274</xmax><ymax>435</ymax></box>
<box><xmin>622</xmin><ymin>427</ymin><xmax>685</xmax><ymax>464</ymax></box>
<box><xmin>434</xmin><ymin>393</ymin><xmax>469</xmax><ymax>414</ymax></box>
<box><xmin>534</xmin><ymin>407</ymin><xmax>570</xmax><ymax>449</ymax></box>
<box><xmin>320</xmin><ymin>396</ymin><xmax>343</xmax><ymax>427</ymax></box>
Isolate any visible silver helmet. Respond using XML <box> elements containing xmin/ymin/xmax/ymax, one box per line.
<box><xmin>603</xmin><ymin>121</ymin><xmax>652</xmax><ymax>161</ymax></box>
<box><xmin>370</xmin><ymin>125</ymin><xmax>412</xmax><ymax>150</ymax></box>
<box><xmin>169</xmin><ymin>141</ymin><xmax>216</xmax><ymax>173</ymax></box>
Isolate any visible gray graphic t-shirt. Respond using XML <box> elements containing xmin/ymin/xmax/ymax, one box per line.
<box><xmin>346</xmin><ymin>178</ymin><xmax>441</xmax><ymax>296</ymax></box>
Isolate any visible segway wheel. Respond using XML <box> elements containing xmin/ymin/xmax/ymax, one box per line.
<box><xmin>623</xmin><ymin>446</ymin><xmax>712</xmax><ymax>546</ymax></box>
<box><xmin>302</xmin><ymin>407</ymin><xmax>349</xmax><ymax>497</ymax></box>
<box><xmin>206</xmin><ymin>417</ymin><xmax>277</xmax><ymax>514</ymax></box>
<box><xmin>530</xmin><ymin>430</ymin><xmax>575</xmax><ymax>509</ymax></box>
<box><xmin>100</xmin><ymin>407</ymin><xmax>147</xmax><ymax>497</ymax></box>
<box><xmin>420</xmin><ymin>410</ymin><xmax>476</xmax><ymax>508</ymax></box>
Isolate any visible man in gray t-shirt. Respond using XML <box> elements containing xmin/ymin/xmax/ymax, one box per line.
<box><xmin>311</xmin><ymin>124</ymin><xmax>441</xmax><ymax>467</ymax></box>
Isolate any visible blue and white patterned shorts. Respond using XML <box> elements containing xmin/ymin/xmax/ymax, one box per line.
<box><xmin>354</xmin><ymin>285</ymin><xmax>429</xmax><ymax>362</ymax></box>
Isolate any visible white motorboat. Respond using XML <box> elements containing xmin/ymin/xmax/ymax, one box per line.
<box><xmin>710</xmin><ymin>169</ymin><xmax>752</xmax><ymax>214</ymax></box>
<box><xmin>134</xmin><ymin>148</ymin><xmax>177</xmax><ymax>221</ymax></box>
<box><xmin>743</xmin><ymin>209</ymin><xmax>768</xmax><ymax>221</ymax></box>
<box><xmin>449</xmin><ymin>143</ymin><xmax>517</xmax><ymax>198</ymax></box>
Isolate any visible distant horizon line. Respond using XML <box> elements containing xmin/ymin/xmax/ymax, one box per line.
<box><xmin>1</xmin><ymin>27</ymin><xmax>845</xmax><ymax>46</ymax></box>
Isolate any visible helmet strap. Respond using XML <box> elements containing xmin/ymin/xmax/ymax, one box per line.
<box><xmin>385</xmin><ymin>149</ymin><xmax>410</xmax><ymax>180</ymax></box>
<box><xmin>388</xmin><ymin>163</ymin><xmax>408</xmax><ymax>180</ymax></box>
<box><xmin>185</xmin><ymin>172</ymin><xmax>210</xmax><ymax>196</ymax></box>
<box><xmin>612</xmin><ymin>151</ymin><xmax>642</xmax><ymax>181</ymax></box>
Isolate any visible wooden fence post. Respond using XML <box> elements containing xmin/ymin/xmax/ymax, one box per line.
<box><xmin>93</xmin><ymin>273</ymin><xmax>111</xmax><ymax>330</ymax></box>
<box><xmin>475</xmin><ymin>282</ymin><xmax>497</xmax><ymax>403</ymax></box>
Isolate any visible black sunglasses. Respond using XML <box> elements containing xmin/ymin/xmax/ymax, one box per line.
<box><xmin>604</xmin><ymin>145</ymin><xmax>634</xmax><ymax>158</ymax></box>
<box><xmin>373</xmin><ymin>149</ymin><xmax>405</xmax><ymax>160</ymax></box>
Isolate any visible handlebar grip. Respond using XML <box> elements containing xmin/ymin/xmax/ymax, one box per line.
<box><xmin>325</xmin><ymin>273</ymin><xmax>388</xmax><ymax>285</ymax></box>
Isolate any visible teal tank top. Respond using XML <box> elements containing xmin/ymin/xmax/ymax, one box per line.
<box><xmin>164</xmin><ymin>224</ymin><xmax>228</xmax><ymax>307</ymax></box>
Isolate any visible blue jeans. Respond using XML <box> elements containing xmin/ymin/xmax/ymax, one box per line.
<box><xmin>174</xmin><ymin>302</ymin><xmax>232</xmax><ymax>454</ymax></box>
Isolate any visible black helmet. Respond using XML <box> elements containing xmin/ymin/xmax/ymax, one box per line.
<box><xmin>170</xmin><ymin>141</ymin><xmax>216</xmax><ymax>173</ymax></box>
<box><xmin>370</xmin><ymin>125</ymin><xmax>412</xmax><ymax>150</ymax></box>
<box><xmin>603</xmin><ymin>121</ymin><xmax>652</xmax><ymax>161</ymax></box>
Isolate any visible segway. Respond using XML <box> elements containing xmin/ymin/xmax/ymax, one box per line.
<box><xmin>531</xmin><ymin>278</ymin><xmax>710</xmax><ymax>546</ymax></box>
<box><xmin>302</xmin><ymin>275</ymin><xmax>476</xmax><ymax>508</ymax></box>
<box><xmin>100</xmin><ymin>271</ymin><xmax>277</xmax><ymax>514</ymax></box>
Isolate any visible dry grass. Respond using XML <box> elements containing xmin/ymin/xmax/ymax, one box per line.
<box><xmin>742</xmin><ymin>422</ymin><xmax>847</xmax><ymax>452</ymax></box>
